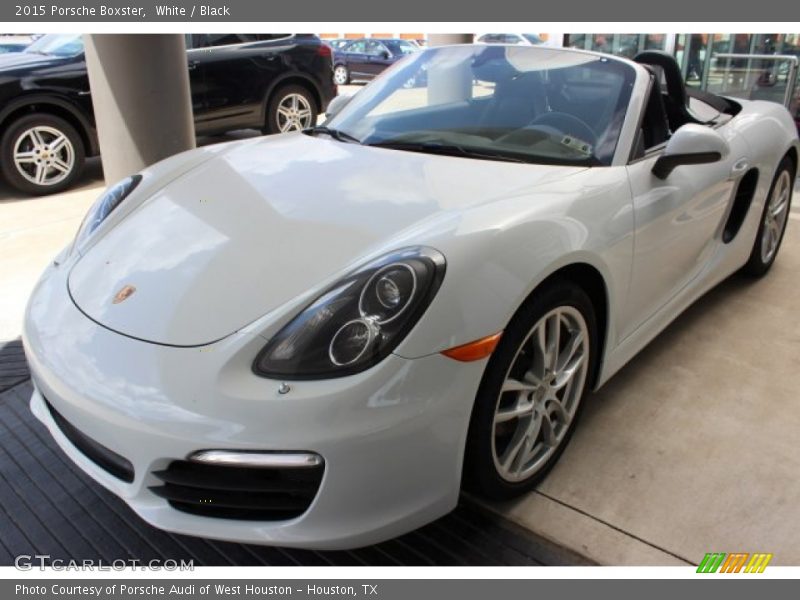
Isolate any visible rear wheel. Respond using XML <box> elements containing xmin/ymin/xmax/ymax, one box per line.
<box><xmin>741</xmin><ymin>157</ymin><xmax>794</xmax><ymax>277</ymax></box>
<box><xmin>1</xmin><ymin>113</ymin><xmax>85</xmax><ymax>195</ymax></box>
<box><xmin>265</xmin><ymin>85</ymin><xmax>317</xmax><ymax>134</ymax></box>
<box><xmin>333</xmin><ymin>64</ymin><xmax>349</xmax><ymax>85</ymax></box>
<box><xmin>464</xmin><ymin>281</ymin><xmax>597</xmax><ymax>500</ymax></box>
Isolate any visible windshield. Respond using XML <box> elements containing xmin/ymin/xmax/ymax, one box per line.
<box><xmin>25</xmin><ymin>34</ymin><xmax>84</xmax><ymax>57</ymax></box>
<box><xmin>326</xmin><ymin>45</ymin><xmax>635</xmax><ymax>166</ymax></box>
<box><xmin>523</xmin><ymin>34</ymin><xmax>543</xmax><ymax>45</ymax></box>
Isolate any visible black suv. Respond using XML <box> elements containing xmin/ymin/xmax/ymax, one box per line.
<box><xmin>0</xmin><ymin>33</ymin><xmax>336</xmax><ymax>195</ymax></box>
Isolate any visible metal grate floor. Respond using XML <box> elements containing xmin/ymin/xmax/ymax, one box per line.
<box><xmin>0</xmin><ymin>340</ymin><xmax>588</xmax><ymax>566</ymax></box>
<box><xmin>0</xmin><ymin>339</ymin><xmax>28</xmax><ymax>394</ymax></box>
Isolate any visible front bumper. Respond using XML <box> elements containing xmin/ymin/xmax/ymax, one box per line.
<box><xmin>23</xmin><ymin>262</ymin><xmax>486</xmax><ymax>549</ymax></box>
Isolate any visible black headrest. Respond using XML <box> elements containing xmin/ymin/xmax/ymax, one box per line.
<box><xmin>634</xmin><ymin>50</ymin><xmax>688</xmax><ymax>108</ymax></box>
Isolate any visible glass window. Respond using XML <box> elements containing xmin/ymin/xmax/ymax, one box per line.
<box><xmin>479</xmin><ymin>35</ymin><xmax>504</xmax><ymax>44</ymax></box>
<box><xmin>615</xmin><ymin>34</ymin><xmax>640</xmax><ymax>58</ymax></box>
<box><xmin>345</xmin><ymin>40</ymin><xmax>367</xmax><ymax>53</ymax></box>
<box><xmin>365</xmin><ymin>40</ymin><xmax>385</xmax><ymax>56</ymax></box>
<box><xmin>644</xmin><ymin>34</ymin><xmax>667</xmax><ymax>50</ymax></box>
<box><xmin>567</xmin><ymin>33</ymin><xmax>667</xmax><ymax>56</ymax></box>
<box><xmin>591</xmin><ymin>34</ymin><xmax>614</xmax><ymax>54</ymax></box>
<box><xmin>384</xmin><ymin>40</ymin><xmax>417</xmax><ymax>56</ymax></box>
<box><xmin>683</xmin><ymin>34</ymin><xmax>708</xmax><ymax>86</ymax></box>
<box><xmin>565</xmin><ymin>34</ymin><xmax>588</xmax><ymax>50</ymax></box>
<box><xmin>198</xmin><ymin>34</ymin><xmax>246</xmax><ymax>47</ymax></box>
<box><xmin>25</xmin><ymin>34</ymin><xmax>84</xmax><ymax>57</ymax></box>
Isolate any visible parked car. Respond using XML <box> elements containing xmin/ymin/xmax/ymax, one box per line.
<box><xmin>0</xmin><ymin>33</ymin><xmax>336</xmax><ymax>195</ymax></box>
<box><xmin>324</xmin><ymin>38</ymin><xmax>349</xmax><ymax>51</ymax></box>
<box><xmin>332</xmin><ymin>37</ymin><xmax>418</xmax><ymax>85</ymax></box>
<box><xmin>24</xmin><ymin>45</ymin><xmax>797</xmax><ymax>549</ymax></box>
<box><xmin>475</xmin><ymin>33</ymin><xmax>544</xmax><ymax>46</ymax></box>
<box><xmin>0</xmin><ymin>34</ymin><xmax>37</xmax><ymax>53</ymax></box>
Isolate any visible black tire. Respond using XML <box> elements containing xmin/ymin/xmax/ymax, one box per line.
<box><xmin>265</xmin><ymin>85</ymin><xmax>318</xmax><ymax>135</ymax></box>
<box><xmin>0</xmin><ymin>112</ymin><xmax>85</xmax><ymax>196</ymax></box>
<box><xmin>463</xmin><ymin>280</ymin><xmax>598</xmax><ymax>500</ymax></box>
<box><xmin>741</xmin><ymin>156</ymin><xmax>795</xmax><ymax>277</ymax></box>
<box><xmin>333</xmin><ymin>64</ymin><xmax>350</xmax><ymax>85</ymax></box>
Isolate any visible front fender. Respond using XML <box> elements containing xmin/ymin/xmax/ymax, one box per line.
<box><xmin>392</xmin><ymin>167</ymin><xmax>634</xmax><ymax>361</ymax></box>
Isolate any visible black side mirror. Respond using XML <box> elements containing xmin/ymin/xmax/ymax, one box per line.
<box><xmin>651</xmin><ymin>124</ymin><xmax>729</xmax><ymax>179</ymax></box>
<box><xmin>652</xmin><ymin>152</ymin><xmax>722</xmax><ymax>179</ymax></box>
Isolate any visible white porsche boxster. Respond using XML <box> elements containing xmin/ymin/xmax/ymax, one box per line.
<box><xmin>24</xmin><ymin>44</ymin><xmax>798</xmax><ymax>549</ymax></box>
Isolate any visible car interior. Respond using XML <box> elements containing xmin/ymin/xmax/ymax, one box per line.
<box><xmin>632</xmin><ymin>50</ymin><xmax>741</xmax><ymax>158</ymax></box>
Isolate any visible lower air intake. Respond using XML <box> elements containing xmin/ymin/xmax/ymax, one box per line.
<box><xmin>150</xmin><ymin>459</ymin><xmax>324</xmax><ymax>521</ymax></box>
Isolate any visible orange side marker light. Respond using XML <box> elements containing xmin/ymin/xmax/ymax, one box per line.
<box><xmin>441</xmin><ymin>332</ymin><xmax>503</xmax><ymax>362</ymax></box>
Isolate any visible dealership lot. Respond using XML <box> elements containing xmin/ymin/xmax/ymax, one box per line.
<box><xmin>1</xmin><ymin>117</ymin><xmax>800</xmax><ymax>564</ymax></box>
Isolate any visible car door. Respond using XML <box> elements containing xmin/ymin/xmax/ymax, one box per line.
<box><xmin>363</xmin><ymin>40</ymin><xmax>393</xmax><ymax>78</ymax></box>
<box><xmin>342</xmin><ymin>40</ymin><xmax>370</xmax><ymax>78</ymax></box>
<box><xmin>622</xmin><ymin>126</ymin><xmax>750</xmax><ymax>339</ymax></box>
<box><xmin>187</xmin><ymin>34</ymin><xmax>283</xmax><ymax>135</ymax></box>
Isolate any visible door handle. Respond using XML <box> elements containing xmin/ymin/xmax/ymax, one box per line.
<box><xmin>730</xmin><ymin>158</ymin><xmax>750</xmax><ymax>179</ymax></box>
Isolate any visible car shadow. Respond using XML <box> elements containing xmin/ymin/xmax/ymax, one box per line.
<box><xmin>581</xmin><ymin>269</ymin><xmax>768</xmax><ymax>423</ymax></box>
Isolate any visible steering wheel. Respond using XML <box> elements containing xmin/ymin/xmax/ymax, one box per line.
<box><xmin>527</xmin><ymin>112</ymin><xmax>597</xmax><ymax>146</ymax></box>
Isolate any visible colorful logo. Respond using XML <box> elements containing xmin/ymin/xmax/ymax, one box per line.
<box><xmin>697</xmin><ymin>552</ymin><xmax>773</xmax><ymax>573</ymax></box>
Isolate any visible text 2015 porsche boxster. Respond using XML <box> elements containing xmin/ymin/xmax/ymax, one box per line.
<box><xmin>23</xmin><ymin>45</ymin><xmax>798</xmax><ymax>549</ymax></box>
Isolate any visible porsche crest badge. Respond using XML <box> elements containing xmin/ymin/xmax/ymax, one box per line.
<box><xmin>112</xmin><ymin>284</ymin><xmax>137</xmax><ymax>304</ymax></box>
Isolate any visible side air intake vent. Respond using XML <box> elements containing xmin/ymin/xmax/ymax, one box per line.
<box><xmin>723</xmin><ymin>169</ymin><xmax>759</xmax><ymax>243</ymax></box>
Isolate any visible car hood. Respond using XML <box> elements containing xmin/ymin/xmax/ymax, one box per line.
<box><xmin>68</xmin><ymin>133</ymin><xmax>586</xmax><ymax>346</ymax></box>
<box><xmin>0</xmin><ymin>51</ymin><xmax>70</xmax><ymax>72</ymax></box>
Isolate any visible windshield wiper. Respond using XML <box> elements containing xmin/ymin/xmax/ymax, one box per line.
<box><xmin>304</xmin><ymin>126</ymin><xmax>361</xmax><ymax>144</ymax></box>
<box><xmin>366</xmin><ymin>140</ymin><xmax>529</xmax><ymax>164</ymax></box>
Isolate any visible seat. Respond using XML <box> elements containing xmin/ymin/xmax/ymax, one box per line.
<box><xmin>634</xmin><ymin>50</ymin><xmax>698</xmax><ymax>132</ymax></box>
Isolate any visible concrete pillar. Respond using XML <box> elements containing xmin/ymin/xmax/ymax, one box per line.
<box><xmin>84</xmin><ymin>34</ymin><xmax>195</xmax><ymax>184</ymax></box>
<box><xmin>427</xmin><ymin>34</ymin><xmax>474</xmax><ymax>46</ymax></box>
<box><xmin>425</xmin><ymin>34</ymin><xmax>475</xmax><ymax>106</ymax></box>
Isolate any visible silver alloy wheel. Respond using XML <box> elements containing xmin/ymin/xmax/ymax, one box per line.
<box><xmin>492</xmin><ymin>306</ymin><xmax>589</xmax><ymax>483</ymax></box>
<box><xmin>333</xmin><ymin>65</ymin><xmax>348</xmax><ymax>85</ymax></box>
<box><xmin>13</xmin><ymin>125</ymin><xmax>75</xmax><ymax>186</ymax></box>
<box><xmin>760</xmin><ymin>170</ymin><xmax>791</xmax><ymax>264</ymax></box>
<box><xmin>276</xmin><ymin>93</ymin><xmax>314</xmax><ymax>133</ymax></box>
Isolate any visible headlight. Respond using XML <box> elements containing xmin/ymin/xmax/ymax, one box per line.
<box><xmin>254</xmin><ymin>247</ymin><xmax>446</xmax><ymax>380</ymax></box>
<box><xmin>72</xmin><ymin>174</ymin><xmax>141</xmax><ymax>253</ymax></box>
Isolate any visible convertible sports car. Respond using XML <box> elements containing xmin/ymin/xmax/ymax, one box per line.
<box><xmin>24</xmin><ymin>45</ymin><xmax>798</xmax><ymax>549</ymax></box>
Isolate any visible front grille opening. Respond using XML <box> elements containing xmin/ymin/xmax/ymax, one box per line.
<box><xmin>150</xmin><ymin>460</ymin><xmax>324</xmax><ymax>521</ymax></box>
<box><xmin>44</xmin><ymin>398</ymin><xmax>135</xmax><ymax>483</ymax></box>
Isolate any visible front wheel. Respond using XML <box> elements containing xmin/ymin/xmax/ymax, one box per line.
<box><xmin>0</xmin><ymin>113</ymin><xmax>85</xmax><ymax>195</ymax></box>
<box><xmin>741</xmin><ymin>157</ymin><xmax>794</xmax><ymax>277</ymax></box>
<box><xmin>464</xmin><ymin>281</ymin><xmax>597</xmax><ymax>500</ymax></box>
<box><xmin>265</xmin><ymin>85</ymin><xmax>317</xmax><ymax>134</ymax></box>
